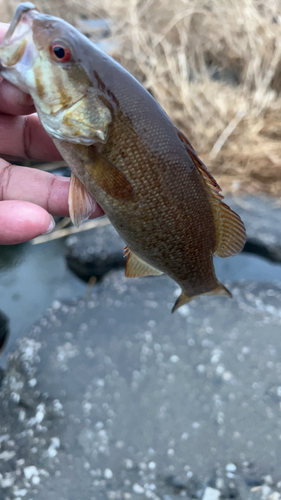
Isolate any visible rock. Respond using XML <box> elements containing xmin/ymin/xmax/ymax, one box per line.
<box><xmin>65</xmin><ymin>220</ymin><xmax>125</xmax><ymax>282</ymax></box>
<box><xmin>1</xmin><ymin>273</ymin><xmax>281</xmax><ymax>498</ymax></box>
<box><xmin>0</xmin><ymin>309</ymin><xmax>9</xmax><ymax>353</ymax></box>
<box><xmin>225</xmin><ymin>196</ymin><xmax>281</xmax><ymax>263</ymax></box>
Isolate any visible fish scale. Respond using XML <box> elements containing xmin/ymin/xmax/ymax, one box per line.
<box><xmin>92</xmin><ymin>111</ymin><xmax>217</xmax><ymax>291</ymax></box>
<box><xmin>0</xmin><ymin>3</ymin><xmax>246</xmax><ymax>311</ymax></box>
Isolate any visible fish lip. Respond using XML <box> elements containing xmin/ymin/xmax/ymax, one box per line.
<box><xmin>2</xmin><ymin>3</ymin><xmax>37</xmax><ymax>43</ymax></box>
<box><xmin>0</xmin><ymin>3</ymin><xmax>38</xmax><ymax>69</ymax></box>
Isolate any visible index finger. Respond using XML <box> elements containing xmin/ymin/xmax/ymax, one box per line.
<box><xmin>0</xmin><ymin>159</ymin><xmax>104</xmax><ymax>219</ymax></box>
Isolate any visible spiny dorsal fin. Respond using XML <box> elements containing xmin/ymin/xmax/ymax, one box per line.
<box><xmin>125</xmin><ymin>248</ymin><xmax>163</xmax><ymax>278</ymax></box>
<box><xmin>69</xmin><ymin>172</ymin><xmax>96</xmax><ymax>228</ymax></box>
<box><xmin>177</xmin><ymin>128</ymin><xmax>246</xmax><ymax>257</ymax></box>
<box><xmin>177</xmin><ymin>129</ymin><xmax>223</xmax><ymax>198</ymax></box>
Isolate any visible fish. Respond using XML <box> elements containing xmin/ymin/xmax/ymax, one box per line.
<box><xmin>0</xmin><ymin>3</ymin><xmax>246</xmax><ymax>312</ymax></box>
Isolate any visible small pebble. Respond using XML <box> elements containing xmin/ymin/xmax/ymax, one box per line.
<box><xmin>225</xmin><ymin>463</ymin><xmax>236</xmax><ymax>473</ymax></box>
<box><xmin>125</xmin><ymin>459</ymin><xmax>134</xmax><ymax>469</ymax></box>
<box><xmin>24</xmin><ymin>466</ymin><xmax>38</xmax><ymax>479</ymax></box>
<box><xmin>0</xmin><ymin>451</ymin><xmax>15</xmax><ymax>461</ymax></box>
<box><xmin>170</xmin><ymin>355</ymin><xmax>180</xmax><ymax>363</ymax></box>
<box><xmin>104</xmin><ymin>468</ymin><xmax>113</xmax><ymax>479</ymax></box>
<box><xmin>133</xmin><ymin>483</ymin><xmax>145</xmax><ymax>494</ymax></box>
<box><xmin>202</xmin><ymin>487</ymin><xmax>220</xmax><ymax>500</ymax></box>
<box><xmin>269</xmin><ymin>493</ymin><xmax>280</xmax><ymax>500</ymax></box>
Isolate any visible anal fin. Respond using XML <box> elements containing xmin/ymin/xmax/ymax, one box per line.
<box><xmin>69</xmin><ymin>172</ymin><xmax>97</xmax><ymax>227</ymax></box>
<box><xmin>172</xmin><ymin>282</ymin><xmax>231</xmax><ymax>313</ymax></box>
<box><xmin>125</xmin><ymin>248</ymin><xmax>163</xmax><ymax>278</ymax></box>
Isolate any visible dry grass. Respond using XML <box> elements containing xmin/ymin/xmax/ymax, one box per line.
<box><xmin>2</xmin><ymin>0</ymin><xmax>281</xmax><ymax>197</ymax></box>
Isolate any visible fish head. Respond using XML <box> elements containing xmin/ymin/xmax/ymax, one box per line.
<box><xmin>0</xmin><ymin>3</ymin><xmax>112</xmax><ymax>144</ymax></box>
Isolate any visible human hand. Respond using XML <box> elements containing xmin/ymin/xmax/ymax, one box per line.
<box><xmin>0</xmin><ymin>23</ymin><xmax>103</xmax><ymax>245</ymax></box>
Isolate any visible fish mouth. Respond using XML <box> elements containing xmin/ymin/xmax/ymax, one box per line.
<box><xmin>3</xmin><ymin>3</ymin><xmax>37</xmax><ymax>42</ymax></box>
<box><xmin>0</xmin><ymin>3</ymin><xmax>38</xmax><ymax>68</ymax></box>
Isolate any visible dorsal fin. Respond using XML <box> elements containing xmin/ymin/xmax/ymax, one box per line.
<box><xmin>212</xmin><ymin>201</ymin><xmax>247</xmax><ymax>257</ymax></box>
<box><xmin>177</xmin><ymin>129</ymin><xmax>223</xmax><ymax>197</ymax></box>
<box><xmin>177</xmin><ymin>128</ymin><xmax>246</xmax><ymax>257</ymax></box>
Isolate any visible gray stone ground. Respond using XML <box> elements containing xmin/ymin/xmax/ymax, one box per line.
<box><xmin>226</xmin><ymin>196</ymin><xmax>281</xmax><ymax>263</ymax></box>
<box><xmin>1</xmin><ymin>271</ymin><xmax>281</xmax><ymax>500</ymax></box>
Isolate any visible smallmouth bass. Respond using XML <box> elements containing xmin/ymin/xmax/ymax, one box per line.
<box><xmin>0</xmin><ymin>3</ymin><xmax>246</xmax><ymax>312</ymax></box>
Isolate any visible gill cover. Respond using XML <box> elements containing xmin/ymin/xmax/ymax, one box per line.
<box><xmin>38</xmin><ymin>92</ymin><xmax>112</xmax><ymax>146</ymax></box>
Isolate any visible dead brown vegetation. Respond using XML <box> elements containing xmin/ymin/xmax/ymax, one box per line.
<box><xmin>2</xmin><ymin>0</ymin><xmax>281</xmax><ymax>197</ymax></box>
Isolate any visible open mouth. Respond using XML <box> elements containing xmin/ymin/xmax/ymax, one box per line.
<box><xmin>0</xmin><ymin>3</ymin><xmax>38</xmax><ymax>68</ymax></box>
<box><xmin>2</xmin><ymin>3</ymin><xmax>37</xmax><ymax>42</ymax></box>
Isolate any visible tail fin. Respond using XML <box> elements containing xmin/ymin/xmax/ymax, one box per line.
<box><xmin>172</xmin><ymin>291</ymin><xmax>191</xmax><ymax>313</ymax></box>
<box><xmin>172</xmin><ymin>282</ymin><xmax>231</xmax><ymax>313</ymax></box>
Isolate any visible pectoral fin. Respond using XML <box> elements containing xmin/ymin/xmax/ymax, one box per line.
<box><xmin>85</xmin><ymin>149</ymin><xmax>135</xmax><ymax>201</ymax></box>
<box><xmin>125</xmin><ymin>248</ymin><xmax>163</xmax><ymax>277</ymax></box>
<box><xmin>69</xmin><ymin>172</ymin><xmax>96</xmax><ymax>227</ymax></box>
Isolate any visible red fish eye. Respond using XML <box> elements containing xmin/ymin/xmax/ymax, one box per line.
<box><xmin>50</xmin><ymin>44</ymin><xmax>72</xmax><ymax>62</ymax></box>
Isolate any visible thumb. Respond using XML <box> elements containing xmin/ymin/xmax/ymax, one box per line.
<box><xmin>0</xmin><ymin>200</ymin><xmax>55</xmax><ymax>245</ymax></box>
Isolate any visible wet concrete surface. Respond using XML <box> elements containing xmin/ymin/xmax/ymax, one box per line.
<box><xmin>1</xmin><ymin>195</ymin><xmax>281</xmax><ymax>499</ymax></box>
<box><xmin>226</xmin><ymin>196</ymin><xmax>281</xmax><ymax>264</ymax></box>
<box><xmin>1</xmin><ymin>274</ymin><xmax>281</xmax><ymax>499</ymax></box>
<box><xmin>0</xmin><ymin>239</ymin><xmax>86</xmax><ymax>363</ymax></box>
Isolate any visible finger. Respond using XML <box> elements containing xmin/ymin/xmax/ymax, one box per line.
<box><xmin>0</xmin><ymin>200</ymin><xmax>55</xmax><ymax>245</ymax></box>
<box><xmin>0</xmin><ymin>23</ymin><xmax>8</xmax><ymax>42</ymax></box>
<box><xmin>0</xmin><ymin>78</ymin><xmax>35</xmax><ymax>115</ymax></box>
<box><xmin>0</xmin><ymin>160</ymin><xmax>104</xmax><ymax>218</ymax></box>
<box><xmin>1</xmin><ymin>160</ymin><xmax>70</xmax><ymax>216</ymax></box>
<box><xmin>0</xmin><ymin>24</ymin><xmax>35</xmax><ymax>115</ymax></box>
<box><xmin>0</xmin><ymin>20</ymin><xmax>58</xmax><ymax>162</ymax></box>
<box><xmin>0</xmin><ymin>113</ymin><xmax>61</xmax><ymax>161</ymax></box>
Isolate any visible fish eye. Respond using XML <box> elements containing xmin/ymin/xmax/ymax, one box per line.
<box><xmin>50</xmin><ymin>43</ymin><xmax>72</xmax><ymax>62</ymax></box>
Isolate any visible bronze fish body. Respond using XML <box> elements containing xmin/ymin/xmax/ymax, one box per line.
<box><xmin>0</xmin><ymin>3</ymin><xmax>246</xmax><ymax>311</ymax></box>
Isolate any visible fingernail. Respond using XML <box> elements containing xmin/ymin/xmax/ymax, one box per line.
<box><xmin>44</xmin><ymin>215</ymin><xmax>56</xmax><ymax>235</ymax></box>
